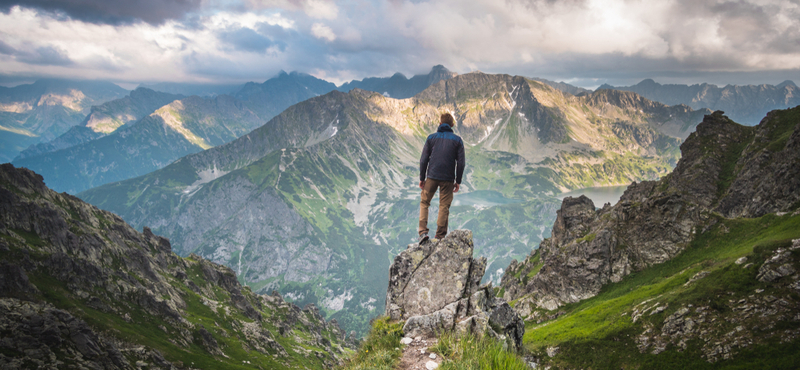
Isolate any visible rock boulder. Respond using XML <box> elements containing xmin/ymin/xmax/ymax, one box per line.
<box><xmin>385</xmin><ymin>230</ymin><xmax>524</xmax><ymax>351</ymax></box>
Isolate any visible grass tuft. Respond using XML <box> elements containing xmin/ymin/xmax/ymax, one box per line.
<box><xmin>339</xmin><ymin>317</ymin><xmax>403</xmax><ymax>370</ymax></box>
<box><xmin>433</xmin><ymin>333</ymin><xmax>530</xmax><ymax>370</ymax></box>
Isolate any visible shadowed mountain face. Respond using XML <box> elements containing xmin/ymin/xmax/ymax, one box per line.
<box><xmin>599</xmin><ymin>79</ymin><xmax>800</xmax><ymax>125</ymax></box>
<box><xmin>337</xmin><ymin>65</ymin><xmax>458</xmax><ymax>99</ymax></box>
<box><xmin>0</xmin><ymin>164</ymin><xmax>353</xmax><ymax>369</ymax></box>
<box><xmin>0</xmin><ymin>79</ymin><xmax>128</xmax><ymax>162</ymax></box>
<box><xmin>79</xmin><ymin>72</ymin><xmax>707</xmax><ymax>334</ymax></box>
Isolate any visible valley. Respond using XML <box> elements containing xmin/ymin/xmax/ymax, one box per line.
<box><xmin>77</xmin><ymin>71</ymin><xmax>707</xmax><ymax>334</ymax></box>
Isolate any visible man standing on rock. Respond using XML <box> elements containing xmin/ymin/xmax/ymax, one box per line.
<box><xmin>418</xmin><ymin>112</ymin><xmax>465</xmax><ymax>243</ymax></box>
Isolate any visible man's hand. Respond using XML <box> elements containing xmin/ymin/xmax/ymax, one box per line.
<box><xmin>419</xmin><ymin>180</ymin><xmax>425</xmax><ymax>190</ymax></box>
<box><xmin>454</xmin><ymin>183</ymin><xmax>460</xmax><ymax>193</ymax></box>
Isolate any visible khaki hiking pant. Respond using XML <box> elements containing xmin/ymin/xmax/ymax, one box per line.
<box><xmin>418</xmin><ymin>179</ymin><xmax>454</xmax><ymax>239</ymax></box>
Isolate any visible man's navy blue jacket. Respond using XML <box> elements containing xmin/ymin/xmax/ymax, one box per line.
<box><xmin>420</xmin><ymin>123</ymin><xmax>466</xmax><ymax>184</ymax></box>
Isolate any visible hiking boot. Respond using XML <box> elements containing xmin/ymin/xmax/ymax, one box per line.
<box><xmin>418</xmin><ymin>234</ymin><xmax>429</xmax><ymax>244</ymax></box>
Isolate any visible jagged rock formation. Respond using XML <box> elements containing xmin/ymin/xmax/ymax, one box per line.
<box><xmin>0</xmin><ymin>164</ymin><xmax>351</xmax><ymax>369</ymax></box>
<box><xmin>601</xmin><ymin>79</ymin><xmax>800</xmax><ymax>125</ymax></box>
<box><xmin>502</xmin><ymin>108</ymin><xmax>800</xmax><ymax>312</ymax></box>
<box><xmin>386</xmin><ymin>230</ymin><xmax>524</xmax><ymax>351</ymax></box>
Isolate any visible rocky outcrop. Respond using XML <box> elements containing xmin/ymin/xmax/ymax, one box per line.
<box><xmin>386</xmin><ymin>230</ymin><xmax>524</xmax><ymax>351</ymax></box>
<box><xmin>502</xmin><ymin>108</ymin><xmax>800</xmax><ymax>311</ymax></box>
<box><xmin>0</xmin><ymin>164</ymin><xmax>351</xmax><ymax>369</ymax></box>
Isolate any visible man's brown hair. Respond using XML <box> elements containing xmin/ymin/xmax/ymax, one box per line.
<box><xmin>440</xmin><ymin>112</ymin><xmax>455</xmax><ymax>126</ymax></box>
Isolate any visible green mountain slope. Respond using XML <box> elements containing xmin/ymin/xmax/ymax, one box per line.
<box><xmin>79</xmin><ymin>72</ymin><xmax>708</xmax><ymax>334</ymax></box>
<box><xmin>523</xmin><ymin>214</ymin><xmax>800</xmax><ymax>369</ymax></box>
<box><xmin>0</xmin><ymin>164</ymin><xmax>353</xmax><ymax>369</ymax></box>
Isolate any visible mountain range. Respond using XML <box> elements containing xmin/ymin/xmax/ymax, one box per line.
<box><xmin>599</xmin><ymin>79</ymin><xmax>800</xmax><ymax>125</ymax></box>
<box><xmin>15</xmin><ymin>87</ymin><xmax>184</xmax><ymax>160</ymax></box>
<box><xmin>77</xmin><ymin>71</ymin><xmax>709</xmax><ymax>334</ymax></box>
<box><xmin>336</xmin><ymin>65</ymin><xmax>457</xmax><ymax>98</ymax></box>
<box><xmin>0</xmin><ymin>79</ymin><xmax>128</xmax><ymax>162</ymax></box>
<box><xmin>10</xmin><ymin>67</ymin><xmax>458</xmax><ymax>194</ymax></box>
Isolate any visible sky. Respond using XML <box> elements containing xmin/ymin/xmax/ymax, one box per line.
<box><xmin>1</xmin><ymin>0</ymin><xmax>799</xmax><ymax>89</ymax></box>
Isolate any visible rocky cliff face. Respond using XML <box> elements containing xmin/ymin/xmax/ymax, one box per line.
<box><xmin>602</xmin><ymin>79</ymin><xmax>800</xmax><ymax>125</ymax></box>
<box><xmin>0</xmin><ymin>164</ymin><xmax>352</xmax><ymax>369</ymax></box>
<box><xmin>502</xmin><ymin>108</ymin><xmax>800</xmax><ymax>312</ymax></box>
<box><xmin>385</xmin><ymin>230</ymin><xmax>524</xmax><ymax>351</ymax></box>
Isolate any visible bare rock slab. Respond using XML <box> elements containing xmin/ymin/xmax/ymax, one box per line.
<box><xmin>386</xmin><ymin>229</ymin><xmax>524</xmax><ymax>351</ymax></box>
<box><xmin>386</xmin><ymin>230</ymin><xmax>485</xmax><ymax>320</ymax></box>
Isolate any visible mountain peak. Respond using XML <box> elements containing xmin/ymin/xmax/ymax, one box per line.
<box><xmin>777</xmin><ymin>80</ymin><xmax>797</xmax><ymax>88</ymax></box>
<box><xmin>596</xmin><ymin>83</ymin><xmax>615</xmax><ymax>90</ymax></box>
<box><xmin>389</xmin><ymin>72</ymin><xmax>408</xmax><ymax>80</ymax></box>
<box><xmin>635</xmin><ymin>78</ymin><xmax>659</xmax><ymax>87</ymax></box>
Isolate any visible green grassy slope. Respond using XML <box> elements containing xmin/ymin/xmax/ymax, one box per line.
<box><xmin>521</xmin><ymin>213</ymin><xmax>800</xmax><ymax>369</ymax></box>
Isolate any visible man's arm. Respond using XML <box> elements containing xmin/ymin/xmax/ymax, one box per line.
<box><xmin>455</xmin><ymin>140</ymin><xmax>466</xmax><ymax>185</ymax></box>
<box><xmin>419</xmin><ymin>138</ymin><xmax>432</xmax><ymax>183</ymax></box>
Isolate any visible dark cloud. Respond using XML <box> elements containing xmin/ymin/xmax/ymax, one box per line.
<box><xmin>217</xmin><ymin>27</ymin><xmax>286</xmax><ymax>54</ymax></box>
<box><xmin>17</xmin><ymin>46</ymin><xmax>72</xmax><ymax>66</ymax></box>
<box><xmin>0</xmin><ymin>39</ymin><xmax>15</xmax><ymax>54</ymax></box>
<box><xmin>0</xmin><ymin>0</ymin><xmax>202</xmax><ymax>25</ymax></box>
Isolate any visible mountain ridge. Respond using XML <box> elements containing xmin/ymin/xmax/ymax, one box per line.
<box><xmin>0</xmin><ymin>79</ymin><xmax>128</xmax><ymax>162</ymax></box>
<box><xmin>337</xmin><ymin>65</ymin><xmax>457</xmax><ymax>99</ymax></box>
<box><xmin>600</xmin><ymin>79</ymin><xmax>800</xmax><ymax>125</ymax></box>
<box><xmin>14</xmin><ymin>87</ymin><xmax>184</xmax><ymax>160</ymax></box>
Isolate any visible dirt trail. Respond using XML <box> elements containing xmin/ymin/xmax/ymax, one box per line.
<box><xmin>396</xmin><ymin>336</ymin><xmax>443</xmax><ymax>370</ymax></box>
